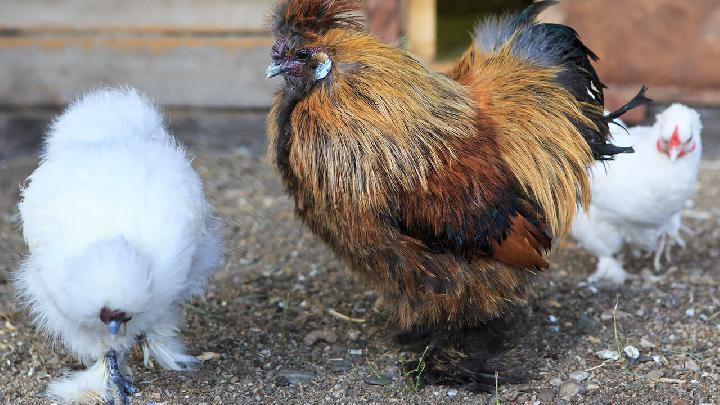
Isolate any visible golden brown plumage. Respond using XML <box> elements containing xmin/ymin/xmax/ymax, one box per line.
<box><xmin>266</xmin><ymin>0</ymin><xmax>649</xmax><ymax>391</ymax></box>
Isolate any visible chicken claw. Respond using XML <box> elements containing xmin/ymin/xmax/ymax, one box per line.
<box><xmin>105</xmin><ymin>350</ymin><xmax>137</xmax><ymax>405</ymax></box>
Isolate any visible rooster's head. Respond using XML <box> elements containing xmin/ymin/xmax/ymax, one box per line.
<box><xmin>266</xmin><ymin>0</ymin><xmax>362</xmax><ymax>93</ymax></box>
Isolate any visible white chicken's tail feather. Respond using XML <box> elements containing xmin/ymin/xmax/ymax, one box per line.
<box><xmin>45</xmin><ymin>87</ymin><xmax>169</xmax><ymax>150</ymax></box>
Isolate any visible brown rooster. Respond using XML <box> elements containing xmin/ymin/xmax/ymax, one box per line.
<box><xmin>265</xmin><ymin>0</ymin><xmax>649</xmax><ymax>391</ymax></box>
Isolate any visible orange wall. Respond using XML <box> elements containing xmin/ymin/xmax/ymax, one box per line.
<box><xmin>567</xmin><ymin>0</ymin><xmax>720</xmax><ymax>106</ymax></box>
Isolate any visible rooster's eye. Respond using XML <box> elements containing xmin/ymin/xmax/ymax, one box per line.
<box><xmin>296</xmin><ymin>49</ymin><xmax>311</xmax><ymax>61</ymax></box>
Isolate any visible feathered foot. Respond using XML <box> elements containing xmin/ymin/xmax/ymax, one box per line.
<box><xmin>395</xmin><ymin>312</ymin><xmax>527</xmax><ymax>393</ymax></box>
<box><xmin>654</xmin><ymin>228</ymin><xmax>690</xmax><ymax>270</ymax></box>
<box><xmin>105</xmin><ymin>350</ymin><xmax>137</xmax><ymax>405</ymax></box>
<box><xmin>588</xmin><ymin>257</ymin><xmax>627</xmax><ymax>286</ymax></box>
<box><xmin>142</xmin><ymin>334</ymin><xmax>199</xmax><ymax>371</ymax></box>
<box><xmin>47</xmin><ymin>361</ymin><xmax>107</xmax><ymax>404</ymax></box>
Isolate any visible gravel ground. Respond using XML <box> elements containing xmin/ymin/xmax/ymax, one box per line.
<box><xmin>1</xmin><ymin>111</ymin><xmax>719</xmax><ymax>404</ymax></box>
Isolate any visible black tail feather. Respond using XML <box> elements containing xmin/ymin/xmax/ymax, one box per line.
<box><xmin>606</xmin><ymin>85</ymin><xmax>653</xmax><ymax>121</ymax></box>
<box><xmin>512</xmin><ymin>0</ymin><xmax>559</xmax><ymax>27</ymax></box>
<box><xmin>593</xmin><ymin>143</ymin><xmax>634</xmax><ymax>156</ymax></box>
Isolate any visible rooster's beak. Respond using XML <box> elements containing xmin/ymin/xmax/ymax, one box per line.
<box><xmin>108</xmin><ymin>320</ymin><xmax>121</xmax><ymax>335</ymax></box>
<box><xmin>266</xmin><ymin>63</ymin><xmax>284</xmax><ymax>79</ymax></box>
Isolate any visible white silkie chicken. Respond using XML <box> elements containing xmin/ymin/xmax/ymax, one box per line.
<box><xmin>13</xmin><ymin>88</ymin><xmax>222</xmax><ymax>404</ymax></box>
<box><xmin>572</xmin><ymin>104</ymin><xmax>702</xmax><ymax>285</ymax></box>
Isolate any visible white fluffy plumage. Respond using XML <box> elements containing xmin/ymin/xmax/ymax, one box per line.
<box><xmin>572</xmin><ymin>104</ymin><xmax>702</xmax><ymax>285</ymax></box>
<box><xmin>13</xmin><ymin>88</ymin><xmax>222</xmax><ymax>403</ymax></box>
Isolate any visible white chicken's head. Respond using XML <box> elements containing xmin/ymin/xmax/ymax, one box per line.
<box><xmin>55</xmin><ymin>237</ymin><xmax>153</xmax><ymax>337</ymax></box>
<box><xmin>654</xmin><ymin>103</ymin><xmax>703</xmax><ymax>161</ymax></box>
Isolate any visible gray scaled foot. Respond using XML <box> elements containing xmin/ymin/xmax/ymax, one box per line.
<box><xmin>104</xmin><ymin>350</ymin><xmax>138</xmax><ymax>405</ymax></box>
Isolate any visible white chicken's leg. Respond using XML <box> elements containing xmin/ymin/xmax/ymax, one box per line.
<box><xmin>588</xmin><ymin>256</ymin><xmax>628</xmax><ymax>285</ymax></box>
<box><xmin>656</xmin><ymin>212</ymin><xmax>689</xmax><ymax>269</ymax></box>
<box><xmin>105</xmin><ymin>350</ymin><xmax>137</xmax><ymax>405</ymax></box>
<box><xmin>654</xmin><ymin>234</ymin><xmax>667</xmax><ymax>271</ymax></box>
<box><xmin>572</xmin><ymin>207</ymin><xmax>627</xmax><ymax>285</ymax></box>
<box><xmin>665</xmin><ymin>237</ymin><xmax>674</xmax><ymax>263</ymax></box>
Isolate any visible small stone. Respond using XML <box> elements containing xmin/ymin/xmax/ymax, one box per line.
<box><xmin>537</xmin><ymin>389</ymin><xmax>556</xmax><ymax>402</ymax></box>
<box><xmin>670</xmin><ymin>399</ymin><xmax>691</xmax><ymax>405</ymax></box>
<box><xmin>587</xmin><ymin>383</ymin><xmax>600</xmax><ymax>390</ymax></box>
<box><xmin>346</xmin><ymin>329</ymin><xmax>361</xmax><ymax>341</ymax></box>
<box><xmin>576</xmin><ymin>314</ymin><xmax>598</xmax><ymax>334</ymax></box>
<box><xmin>364</xmin><ymin>375</ymin><xmax>392</xmax><ymax>386</ymax></box>
<box><xmin>547</xmin><ymin>325</ymin><xmax>561</xmax><ymax>333</ymax></box>
<box><xmin>646</xmin><ymin>369</ymin><xmax>665</xmax><ymax>380</ymax></box>
<box><xmin>277</xmin><ymin>369</ymin><xmax>315</xmax><ymax>385</ymax></box>
<box><xmin>550</xmin><ymin>377</ymin><xmax>563</xmax><ymax>386</ymax></box>
<box><xmin>558</xmin><ymin>381</ymin><xmax>583</xmax><ymax>398</ymax></box>
<box><xmin>548</xmin><ymin>315</ymin><xmax>558</xmax><ymax>323</ymax></box>
<box><xmin>349</xmin><ymin>349</ymin><xmax>363</xmax><ymax>356</ymax></box>
<box><xmin>569</xmin><ymin>371</ymin><xmax>590</xmax><ymax>382</ymax></box>
<box><xmin>275</xmin><ymin>376</ymin><xmax>290</xmax><ymax>387</ymax></box>
<box><xmin>595</xmin><ymin>350</ymin><xmax>621</xmax><ymax>361</ymax></box>
<box><xmin>624</xmin><ymin>345</ymin><xmax>640</xmax><ymax>359</ymax></box>
<box><xmin>329</xmin><ymin>359</ymin><xmax>352</xmax><ymax>372</ymax></box>
<box><xmin>684</xmin><ymin>359</ymin><xmax>700</xmax><ymax>372</ymax></box>
<box><xmin>303</xmin><ymin>330</ymin><xmax>338</xmax><ymax>346</ymax></box>
<box><xmin>640</xmin><ymin>337</ymin><xmax>656</xmax><ymax>349</ymax></box>
<box><xmin>196</xmin><ymin>352</ymin><xmax>221</xmax><ymax>362</ymax></box>
<box><xmin>447</xmin><ymin>389</ymin><xmax>458</xmax><ymax>398</ymax></box>
<box><xmin>686</xmin><ymin>308</ymin><xmax>695</xmax><ymax>317</ymax></box>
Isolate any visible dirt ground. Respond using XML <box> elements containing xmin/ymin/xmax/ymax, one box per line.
<box><xmin>1</xmin><ymin>110</ymin><xmax>719</xmax><ymax>404</ymax></box>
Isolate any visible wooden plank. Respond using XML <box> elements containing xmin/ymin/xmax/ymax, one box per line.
<box><xmin>405</xmin><ymin>0</ymin><xmax>436</xmax><ymax>62</ymax></box>
<box><xmin>0</xmin><ymin>36</ymin><xmax>277</xmax><ymax>108</ymax></box>
<box><xmin>0</xmin><ymin>0</ymin><xmax>271</xmax><ymax>32</ymax></box>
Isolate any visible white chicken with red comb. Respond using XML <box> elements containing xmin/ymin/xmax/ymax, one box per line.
<box><xmin>13</xmin><ymin>88</ymin><xmax>222</xmax><ymax>404</ymax></box>
<box><xmin>572</xmin><ymin>103</ymin><xmax>702</xmax><ymax>285</ymax></box>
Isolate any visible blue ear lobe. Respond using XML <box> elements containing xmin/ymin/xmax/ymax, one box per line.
<box><xmin>315</xmin><ymin>59</ymin><xmax>332</xmax><ymax>80</ymax></box>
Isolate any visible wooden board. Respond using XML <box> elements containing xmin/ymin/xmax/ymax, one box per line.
<box><xmin>0</xmin><ymin>0</ymin><xmax>271</xmax><ymax>32</ymax></box>
<box><xmin>0</xmin><ymin>35</ymin><xmax>277</xmax><ymax>108</ymax></box>
<box><xmin>0</xmin><ymin>1</ymin><xmax>280</xmax><ymax>108</ymax></box>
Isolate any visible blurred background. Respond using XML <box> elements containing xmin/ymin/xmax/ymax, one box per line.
<box><xmin>1</xmin><ymin>0</ymin><xmax>719</xmax><ymax>158</ymax></box>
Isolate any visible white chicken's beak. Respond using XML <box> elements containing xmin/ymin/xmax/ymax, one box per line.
<box><xmin>108</xmin><ymin>320</ymin><xmax>122</xmax><ymax>335</ymax></box>
<box><xmin>266</xmin><ymin>63</ymin><xmax>284</xmax><ymax>79</ymax></box>
<box><xmin>668</xmin><ymin>146</ymin><xmax>681</xmax><ymax>161</ymax></box>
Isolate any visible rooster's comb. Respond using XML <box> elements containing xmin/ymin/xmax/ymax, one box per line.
<box><xmin>272</xmin><ymin>0</ymin><xmax>363</xmax><ymax>38</ymax></box>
